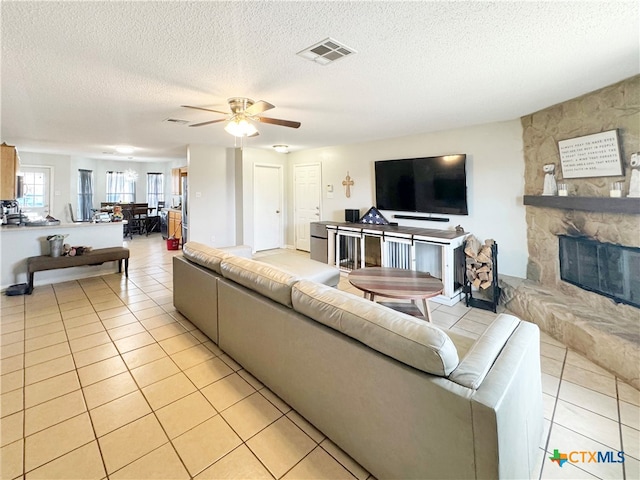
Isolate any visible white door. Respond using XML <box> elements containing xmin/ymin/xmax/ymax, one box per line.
<box><xmin>18</xmin><ymin>166</ymin><xmax>52</xmax><ymax>218</ymax></box>
<box><xmin>294</xmin><ymin>164</ymin><xmax>321</xmax><ymax>251</ymax></box>
<box><xmin>254</xmin><ymin>164</ymin><xmax>283</xmax><ymax>251</ymax></box>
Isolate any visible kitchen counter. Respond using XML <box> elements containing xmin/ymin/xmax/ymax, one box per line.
<box><xmin>1</xmin><ymin>221</ymin><xmax>124</xmax><ymax>290</ymax></box>
<box><xmin>0</xmin><ymin>221</ymin><xmax>123</xmax><ymax>232</ymax></box>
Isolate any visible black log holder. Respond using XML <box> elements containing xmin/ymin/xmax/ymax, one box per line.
<box><xmin>463</xmin><ymin>242</ymin><xmax>500</xmax><ymax>313</ymax></box>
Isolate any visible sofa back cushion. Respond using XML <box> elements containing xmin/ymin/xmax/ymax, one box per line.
<box><xmin>221</xmin><ymin>256</ymin><xmax>299</xmax><ymax>308</ymax></box>
<box><xmin>292</xmin><ymin>280</ymin><xmax>459</xmax><ymax>376</ymax></box>
<box><xmin>183</xmin><ymin>242</ymin><xmax>230</xmax><ymax>274</ymax></box>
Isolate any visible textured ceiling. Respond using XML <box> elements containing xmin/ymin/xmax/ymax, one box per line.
<box><xmin>1</xmin><ymin>1</ymin><xmax>638</xmax><ymax>162</ymax></box>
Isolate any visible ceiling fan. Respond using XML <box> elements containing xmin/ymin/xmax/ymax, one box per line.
<box><xmin>182</xmin><ymin>97</ymin><xmax>301</xmax><ymax>137</ymax></box>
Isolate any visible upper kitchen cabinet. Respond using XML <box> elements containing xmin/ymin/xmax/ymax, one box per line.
<box><xmin>1</xmin><ymin>143</ymin><xmax>21</xmax><ymax>199</ymax></box>
<box><xmin>171</xmin><ymin>168</ymin><xmax>181</xmax><ymax>195</ymax></box>
<box><xmin>171</xmin><ymin>166</ymin><xmax>188</xmax><ymax>195</ymax></box>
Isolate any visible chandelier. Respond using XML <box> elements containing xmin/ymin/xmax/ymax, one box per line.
<box><xmin>124</xmin><ymin>169</ymin><xmax>138</xmax><ymax>181</ymax></box>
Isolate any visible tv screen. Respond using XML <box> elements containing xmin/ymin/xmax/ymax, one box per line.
<box><xmin>375</xmin><ymin>154</ymin><xmax>468</xmax><ymax>215</ymax></box>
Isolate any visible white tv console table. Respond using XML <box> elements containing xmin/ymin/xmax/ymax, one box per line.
<box><xmin>323</xmin><ymin>222</ymin><xmax>468</xmax><ymax>306</ymax></box>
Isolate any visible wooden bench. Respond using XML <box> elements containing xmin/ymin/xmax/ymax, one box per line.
<box><xmin>27</xmin><ymin>247</ymin><xmax>129</xmax><ymax>294</ymax></box>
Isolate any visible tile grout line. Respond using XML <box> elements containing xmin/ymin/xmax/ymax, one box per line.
<box><xmin>100</xmin><ymin>275</ymin><xmax>200</xmax><ymax>479</ymax></box>
<box><xmin>539</xmin><ymin>344</ymin><xmax>567</xmax><ymax>480</ymax></box>
<box><xmin>21</xmin><ymin>292</ymin><xmax>26</xmax><ymax>480</ymax></box>
<box><xmin>615</xmin><ymin>378</ymin><xmax>627</xmax><ymax>480</ymax></box>
<box><xmin>57</xmin><ymin>280</ymin><xmax>111</xmax><ymax>479</ymax></box>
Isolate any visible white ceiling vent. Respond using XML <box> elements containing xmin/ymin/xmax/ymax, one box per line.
<box><xmin>164</xmin><ymin>118</ymin><xmax>189</xmax><ymax>125</ymax></box>
<box><xmin>297</xmin><ymin>37</ymin><xmax>356</xmax><ymax>65</ymax></box>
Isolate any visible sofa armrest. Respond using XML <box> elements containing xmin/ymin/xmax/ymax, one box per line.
<box><xmin>469</xmin><ymin>321</ymin><xmax>543</xmax><ymax>480</ymax></box>
<box><xmin>448</xmin><ymin>313</ymin><xmax>520</xmax><ymax>389</ymax></box>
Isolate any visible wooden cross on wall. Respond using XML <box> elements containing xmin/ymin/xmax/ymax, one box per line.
<box><xmin>342</xmin><ymin>171</ymin><xmax>354</xmax><ymax>198</ymax></box>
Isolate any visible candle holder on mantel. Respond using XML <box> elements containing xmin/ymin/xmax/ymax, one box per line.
<box><xmin>557</xmin><ymin>183</ymin><xmax>569</xmax><ymax>196</ymax></box>
<box><xmin>610</xmin><ymin>182</ymin><xmax>623</xmax><ymax>198</ymax></box>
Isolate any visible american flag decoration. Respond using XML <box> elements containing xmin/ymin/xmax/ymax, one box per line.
<box><xmin>358</xmin><ymin>206</ymin><xmax>390</xmax><ymax>225</ymax></box>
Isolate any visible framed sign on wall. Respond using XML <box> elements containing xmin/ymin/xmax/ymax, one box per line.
<box><xmin>558</xmin><ymin>129</ymin><xmax>624</xmax><ymax>179</ymax></box>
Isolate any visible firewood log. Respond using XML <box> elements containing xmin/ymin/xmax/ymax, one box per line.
<box><xmin>464</xmin><ymin>235</ymin><xmax>481</xmax><ymax>258</ymax></box>
<box><xmin>478</xmin><ymin>272</ymin><xmax>489</xmax><ymax>281</ymax></box>
<box><xmin>472</xmin><ymin>278</ymin><xmax>482</xmax><ymax>288</ymax></box>
<box><xmin>480</xmin><ymin>280</ymin><xmax>492</xmax><ymax>289</ymax></box>
<box><xmin>476</xmin><ymin>265</ymin><xmax>490</xmax><ymax>274</ymax></box>
<box><xmin>477</xmin><ymin>252</ymin><xmax>491</xmax><ymax>264</ymax></box>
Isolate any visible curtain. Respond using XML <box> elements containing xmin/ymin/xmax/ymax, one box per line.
<box><xmin>77</xmin><ymin>169</ymin><xmax>94</xmax><ymax>221</ymax></box>
<box><xmin>106</xmin><ymin>171</ymin><xmax>135</xmax><ymax>203</ymax></box>
<box><xmin>147</xmin><ymin>173</ymin><xmax>164</xmax><ymax>209</ymax></box>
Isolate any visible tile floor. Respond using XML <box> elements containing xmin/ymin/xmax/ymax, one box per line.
<box><xmin>1</xmin><ymin>234</ymin><xmax>638</xmax><ymax>480</ymax></box>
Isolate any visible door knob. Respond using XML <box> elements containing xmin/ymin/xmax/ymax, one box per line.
<box><xmin>276</xmin><ymin>210</ymin><xmax>280</xmax><ymax>213</ymax></box>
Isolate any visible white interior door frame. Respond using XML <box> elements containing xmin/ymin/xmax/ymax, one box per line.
<box><xmin>253</xmin><ymin>163</ymin><xmax>284</xmax><ymax>251</ymax></box>
<box><xmin>293</xmin><ymin>163</ymin><xmax>322</xmax><ymax>251</ymax></box>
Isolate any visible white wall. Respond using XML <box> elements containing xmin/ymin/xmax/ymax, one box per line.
<box><xmin>19</xmin><ymin>151</ymin><xmax>175</xmax><ymax>222</ymax></box>
<box><xmin>186</xmin><ymin>144</ymin><xmax>235</xmax><ymax>247</ymax></box>
<box><xmin>288</xmin><ymin>120</ymin><xmax>528</xmax><ymax>277</ymax></box>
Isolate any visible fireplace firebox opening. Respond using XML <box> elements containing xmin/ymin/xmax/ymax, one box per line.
<box><xmin>559</xmin><ymin>235</ymin><xmax>640</xmax><ymax>308</ymax></box>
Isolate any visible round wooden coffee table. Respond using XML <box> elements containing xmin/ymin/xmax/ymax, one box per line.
<box><xmin>348</xmin><ymin>267</ymin><xmax>444</xmax><ymax>322</ymax></box>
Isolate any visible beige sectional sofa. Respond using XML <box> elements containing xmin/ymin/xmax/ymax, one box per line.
<box><xmin>173</xmin><ymin>242</ymin><xmax>543</xmax><ymax>479</ymax></box>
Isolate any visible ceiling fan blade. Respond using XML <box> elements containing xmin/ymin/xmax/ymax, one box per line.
<box><xmin>189</xmin><ymin>119</ymin><xmax>226</xmax><ymax>127</ymax></box>
<box><xmin>246</xmin><ymin>100</ymin><xmax>275</xmax><ymax>116</ymax></box>
<box><xmin>256</xmin><ymin>116</ymin><xmax>301</xmax><ymax>129</ymax></box>
<box><xmin>181</xmin><ymin>105</ymin><xmax>229</xmax><ymax>115</ymax></box>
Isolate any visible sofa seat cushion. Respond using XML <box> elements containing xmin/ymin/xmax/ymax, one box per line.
<box><xmin>448</xmin><ymin>313</ymin><xmax>520</xmax><ymax>389</ymax></box>
<box><xmin>292</xmin><ymin>280</ymin><xmax>459</xmax><ymax>376</ymax></box>
<box><xmin>257</xmin><ymin>253</ymin><xmax>340</xmax><ymax>287</ymax></box>
<box><xmin>220</xmin><ymin>256</ymin><xmax>299</xmax><ymax>308</ymax></box>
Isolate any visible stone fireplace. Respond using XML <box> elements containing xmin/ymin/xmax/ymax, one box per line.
<box><xmin>501</xmin><ymin>75</ymin><xmax>640</xmax><ymax>389</ymax></box>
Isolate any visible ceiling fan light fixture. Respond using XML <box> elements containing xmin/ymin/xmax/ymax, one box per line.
<box><xmin>224</xmin><ymin>116</ymin><xmax>258</xmax><ymax>137</ymax></box>
<box><xmin>273</xmin><ymin>145</ymin><xmax>289</xmax><ymax>154</ymax></box>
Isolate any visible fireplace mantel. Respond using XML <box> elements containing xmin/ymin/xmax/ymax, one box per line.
<box><xmin>523</xmin><ymin>195</ymin><xmax>640</xmax><ymax>215</ymax></box>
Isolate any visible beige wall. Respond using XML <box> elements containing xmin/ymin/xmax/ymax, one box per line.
<box><xmin>186</xmin><ymin>144</ymin><xmax>235</xmax><ymax>246</ymax></box>
<box><xmin>287</xmin><ymin>120</ymin><xmax>528</xmax><ymax>277</ymax></box>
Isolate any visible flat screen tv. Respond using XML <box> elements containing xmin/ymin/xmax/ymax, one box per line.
<box><xmin>375</xmin><ymin>154</ymin><xmax>468</xmax><ymax>215</ymax></box>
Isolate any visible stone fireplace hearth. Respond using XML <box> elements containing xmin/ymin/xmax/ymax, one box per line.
<box><xmin>501</xmin><ymin>204</ymin><xmax>640</xmax><ymax>389</ymax></box>
<box><xmin>504</xmin><ymin>76</ymin><xmax>640</xmax><ymax>389</ymax></box>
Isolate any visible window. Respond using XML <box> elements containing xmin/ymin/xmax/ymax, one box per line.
<box><xmin>20</xmin><ymin>170</ymin><xmax>47</xmax><ymax>208</ymax></box>
<box><xmin>77</xmin><ymin>169</ymin><xmax>94</xmax><ymax>221</ymax></box>
<box><xmin>147</xmin><ymin>173</ymin><xmax>164</xmax><ymax>209</ymax></box>
<box><xmin>106</xmin><ymin>171</ymin><xmax>136</xmax><ymax>203</ymax></box>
